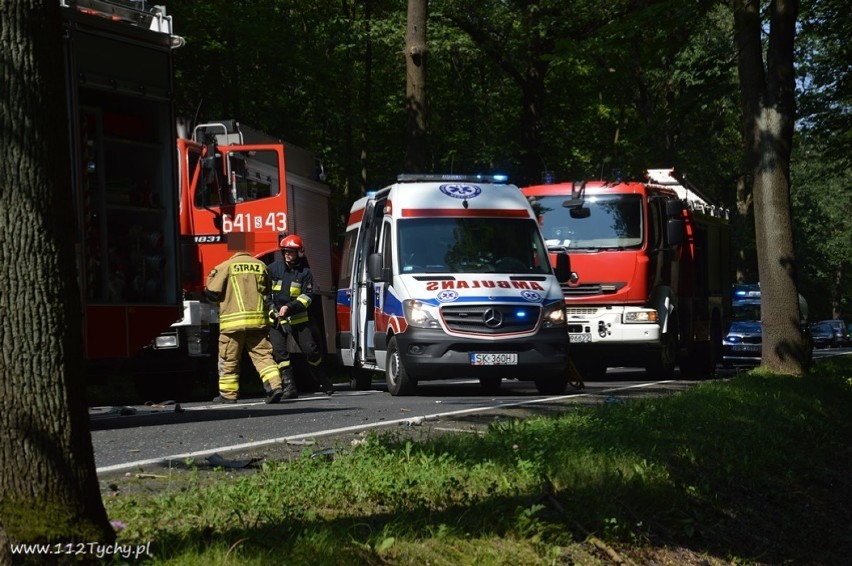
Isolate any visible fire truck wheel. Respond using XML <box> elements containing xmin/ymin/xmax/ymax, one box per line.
<box><xmin>350</xmin><ymin>368</ymin><xmax>374</xmax><ymax>391</ymax></box>
<box><xmin>646</xmin><ymin>324</ymin><xmax>678</xmax><ymax>379</ymax></box>
<box><xmin>479</xmin><ymin>376</ymin><xmax>502</xmax><ymax>394</ymax></box>
<box><xmin>386</xmin><ymin>336</ymin><xmax>418</xmax><ymax>396</ymax></box>
<box><xmin>534</xmin><ymin>374</ymin><xmax>569</xmax><ymax>395</ymax></box>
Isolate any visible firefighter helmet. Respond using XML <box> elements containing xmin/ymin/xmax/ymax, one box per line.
<box><xmin>279</xmin><ymin>234</ymin><xmax>304</xmax><ymax>251</ymax></box>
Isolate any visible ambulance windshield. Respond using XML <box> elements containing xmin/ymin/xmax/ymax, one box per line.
<box><xmin>397</xmin><ymin>217</ymin><xmax>551</xmax><ymax>274</ymax></box>
<box><xmin>529</xmin><ymin>194</ymin><xmax>643</xmax><ymax>250</ymax></box>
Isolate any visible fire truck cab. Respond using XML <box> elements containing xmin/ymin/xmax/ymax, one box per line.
<box><xmin>522</xmin><ymin>169</ymin><xmax>731</xmax><ymax>379</ymax></box>
<box><xmin>146</xmin><ymin>120</ymin><xmax>335</xmax><ymax>396</ymax></box>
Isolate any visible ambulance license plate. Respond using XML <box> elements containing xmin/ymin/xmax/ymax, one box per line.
<box><xmin>569</xmin><ymin>333</ymin><xmax>592</xmax><ymax>343</ymax></box>
<box><xmin>470</xmin><ymin>353</ymin><xmax>517</xmax><ymax>366</ymax></box>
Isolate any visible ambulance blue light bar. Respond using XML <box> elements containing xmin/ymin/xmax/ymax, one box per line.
<box><xmin>396</xmin><ymin>173</ymin><xmax>510</xmax><ymax>184</ymax></box>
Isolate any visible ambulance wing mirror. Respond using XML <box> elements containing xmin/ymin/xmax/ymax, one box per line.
<box><xmin>552</xmin><ymin>252</ymin><xmax>571</xmax><ymax>283</ymax></box>
<box><xmin>367</xmin><ymin>253</ymin><xmax>391</xmax><ymax>282</ymax></box>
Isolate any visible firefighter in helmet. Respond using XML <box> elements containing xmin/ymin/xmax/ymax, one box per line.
<box><xmin>266</xmin><ymin>234</ymin><xmax>334</xmax><ymax>398</ymax></box>
<box><xmin>205</xmin><ymin>235</ymin><xmax>283</xmax><ymax>404</ymax></box>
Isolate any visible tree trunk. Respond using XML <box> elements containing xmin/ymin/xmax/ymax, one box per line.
<box><xmin>518</xmin><ymin>63</ymin><xmax>548</xmax><ymax>186</ymax></box>
<box><xmin>360</xmin><ymin>0</ymin><xmax>374</xmax><ymax>194</ymax></box>
<box><xmin>0</xmin><ymin>1</ymin><xmax>114</xmax><ymax>557</ymax></box>
<box><xmin>732</xmin><ymin>0</ymin><xmax>806</xmax><ymax>375</ymax></box>
<box><xmin>405</xmin><ymin>0</ymin><xmax>428</xmax><ymax>173</ymax></box>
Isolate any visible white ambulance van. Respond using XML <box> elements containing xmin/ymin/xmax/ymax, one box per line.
<box><xmin>336</xmin><ymin>174</ymin><xmax>571</xmax><ymax>396</ymax></box>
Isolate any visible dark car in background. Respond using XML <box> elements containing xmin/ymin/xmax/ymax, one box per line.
<box><xmin>818</xmin><ymin>319</ymin><xmax>849</xmax><ymax>346</ymax></box>
<box><xmin>722</xmin><ymin>321</ymin><xmax>763</xmax><ymax>366</ymax></box>
<box><xmin>811</xmin><ymin>322</ymin><xmax>837</xmax><ymax>349</ymax></box>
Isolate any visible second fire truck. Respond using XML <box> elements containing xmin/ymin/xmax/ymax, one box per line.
<box><xmin>522</xmin><ymin>169</ymin><xmax>731</xmax><ymax>379</ymax></box>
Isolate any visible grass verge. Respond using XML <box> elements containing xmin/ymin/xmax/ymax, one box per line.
<box><xmin>104</xmin><ymin>356</ymin><xmax>852</xmax><ymax>565</ymax></box>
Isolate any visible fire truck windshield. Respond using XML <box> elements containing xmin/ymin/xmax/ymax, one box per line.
<box><xmin>397</xmin><ymin>217</ymin><xmax>551</xmax><ymax>275</ymax></box>
<box><xmin>531</xmin><ymin>194</ymin><xmax>643</xmax><ymax>250</ymax></box>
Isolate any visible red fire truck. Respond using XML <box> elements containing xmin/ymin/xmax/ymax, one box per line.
<box><xmin>141</xmin><ymin>120</ymin><xmax>335</xmax><ymax>398</ymax></box>
<box><xmin>62</xmin><ymin>0</ymin><xmax>184</xmax><ymax>377</ymax></box>
<box><xmin>63</xmin><ymin>2</ymin><xmax>334</xmax><ymax>399</ymax></box>
<box><xmin>521</xmin><ymin>169</ymin><xmax>731</xmax><ymax>379</ymax></box>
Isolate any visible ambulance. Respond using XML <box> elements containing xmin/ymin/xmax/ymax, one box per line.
<box><xmin>336</xmin><ymin>174</ymin><xmax>571</xmax><ymax>396</ymax></box>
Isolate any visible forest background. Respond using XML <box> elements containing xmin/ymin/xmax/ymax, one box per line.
<box><xmin>162</xmin><ymin>0</ymin><xmax>850</xmax><ymax>321</ymax></box>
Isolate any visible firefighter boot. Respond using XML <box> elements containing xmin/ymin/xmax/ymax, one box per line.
<box><xmin>312</xmin><ymin>366</ymin><xmax>335</xmax><ymax>395</ymax></box>
<box><xmin>265</xmin><ymin>389</ymin><xmax>283</xmax><ymax>404</ymax></box>
<box><xmin>280</xmin><ymin>367</ymin><xmax>298</xmax><ymax>399</ymax></box>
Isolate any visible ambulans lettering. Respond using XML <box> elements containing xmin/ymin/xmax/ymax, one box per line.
<box><xmin>425</xmin><ymin>280</ymin><xmax>545</xmax><ymax>291</ymax></box>
<box><xmin>231</xmin><ymin>263</ymin><xmax>262</xmax><ymax>274</ymax></box>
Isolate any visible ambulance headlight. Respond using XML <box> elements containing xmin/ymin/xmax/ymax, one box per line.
<box><xmin>624</xmin><ymin>310</ymin><xmax>658</xmax><ymax>323</ymax></box>
<box><xmin>403</xmin><ymin>300</ymin><xmax>440</xmax><ymax>329</ymax></box>
<box><xmin>542</xmin><ymin>302</ymin><xmax>566</xmax><ymax>328</ymax></box>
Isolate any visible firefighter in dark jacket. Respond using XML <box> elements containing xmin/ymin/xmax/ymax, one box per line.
<box><xmin>266</xmin><ymin>234</ymin><xmax>334</xmax><ymax>398</ymax></box>
<box><xmin>205</xmin><ymin>238</ymin><xmax>284</xmax><ymax>404</ymax></box>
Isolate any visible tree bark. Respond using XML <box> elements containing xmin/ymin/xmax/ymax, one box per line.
<box><xmin>732</xmin><ymin>0</ymin><xmax>806</xmax><ymax>375</ymax></box>
<box><xmin>360</xmin><ymin>0</ymin><xmax>374</xmax><ymax>194</ymax></box>
<box><xmin>0</xmin><ymin>1</ymin><xmax>114</xmax><ymax>557</ymax></box>
<box><xmin>405</xmin><ymin>0</ymin><xmax>428</xmax><ymax>173</ymax></box>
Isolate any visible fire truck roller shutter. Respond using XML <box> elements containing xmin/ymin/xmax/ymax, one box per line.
<box><xmin>286</xmin><ymin>174</ymin><xmax>336</xmax><ymax>355</ymax></box>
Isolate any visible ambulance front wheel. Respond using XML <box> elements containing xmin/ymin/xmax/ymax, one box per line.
<box><xmin>386</xmin><ymin>336</ymin><xmax>418</xmax><ymax>396</ymax></box>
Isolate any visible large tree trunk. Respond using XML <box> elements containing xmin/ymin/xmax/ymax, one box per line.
<box><xmin>732</xmin><ymin>0</ymin><xmax>806</xmax><ymax>375</ymax></box>
<box><xmin>405</xmin><ymin>0</ymin><xmax>428</xmax><ymax>173</ymax></box>
<box><xmin>0</xmin><ymin>1</ymin><xmax>114</xmax><ymax>557</ymax></box>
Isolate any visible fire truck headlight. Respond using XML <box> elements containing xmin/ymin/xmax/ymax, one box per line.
<box><xmin>624</xmin><ymin>310</ymin><xmax>658</xmax><ymax>323</ymax></box>
<box><xmin>403</xmin><ymin>300</ymin><xmax>440</xmax><ymax>328</ymax></box>
<box><xmin>542</xmin><ymin>302</ymin><xmax>566</xmax><ymax>328</ymax></box>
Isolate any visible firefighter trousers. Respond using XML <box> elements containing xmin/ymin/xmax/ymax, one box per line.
<box><xmin>217</xmin><ymin>328</ymin><xmax>282</xmax><ymax>400</ymax></box>
<box><xmin>268</xmin><ymin>321</ymin><xmax>329</xmax><ymax>387</ymax></box>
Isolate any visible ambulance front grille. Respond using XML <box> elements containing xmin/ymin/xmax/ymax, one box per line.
<box><xmin>440</xmin><ymin>304</ymin><xmax>540</xmax><ymax>335</ymax></box>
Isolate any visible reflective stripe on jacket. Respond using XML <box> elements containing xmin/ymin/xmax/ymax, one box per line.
<box><xmin>206</xmin><ymin>252</ymin><xmax>270</xmax><ymax>332</ymax></box>
<box><xmin>267</xmin><ymin>258</ymin><xmax>314</xmax><ymax>326</ymax></box>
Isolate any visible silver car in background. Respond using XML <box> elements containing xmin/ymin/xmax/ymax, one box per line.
<box><xmin>722</xmin><ymin>321</ymin><xmax>762</xmax><ymax>366</ymax></box>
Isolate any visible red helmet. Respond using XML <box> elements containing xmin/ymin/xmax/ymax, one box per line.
<box><xmin>279</xmin><ymin>234</ymin><xmax>304</xmax><ymax>250</ymax></box>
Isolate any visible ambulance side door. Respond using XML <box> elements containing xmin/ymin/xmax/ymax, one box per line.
<box><xmin>372</xmin><ymin>220</ymin><xmax>394</xmax><ymax>367</ymax></box>
<box><xmin>349</xmin><ymin>198</ymin><xmax>385</xmax><ymax>367</ymax></box>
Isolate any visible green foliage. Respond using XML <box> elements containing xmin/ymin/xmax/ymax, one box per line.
<box><xmin>158</xmin><ymin>1</ymin><xmax>847</xmax><ymax>306</ymax></box>
<box><xmin>104</xmin><ymin>357</ymin><xmax>852</xmax><ymax>564</ymax></box>
<box><xmin>791</xmin><ymin>0</ymin><xmax>852</xmax><ymax>319</ymax></box>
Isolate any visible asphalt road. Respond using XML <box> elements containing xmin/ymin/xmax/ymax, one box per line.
<box><xmin>90</xmin><ymin>347</ymin><xmax>849</xmax><ymax>476</ymax></box>
<box><xmin>90</xmin><ymin>370</ymin><xmax>703</xmax><ymax>474</ymax></box>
